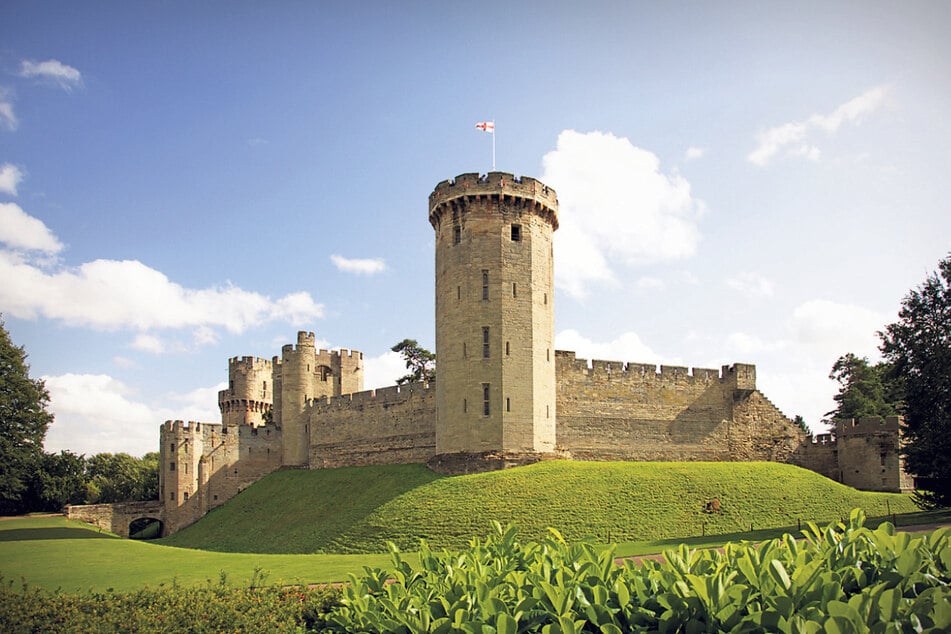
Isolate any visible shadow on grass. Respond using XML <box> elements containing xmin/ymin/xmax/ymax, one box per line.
<box><xmin>0</xmin><ymin>527</ymin><xmax>117</xmax><ymax>542</ymax></box>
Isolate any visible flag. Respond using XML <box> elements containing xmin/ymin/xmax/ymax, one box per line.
<box><xmin>475</xmin><ymin>121</ymin><xmax>495</xmax><ymax>133</ymax></box>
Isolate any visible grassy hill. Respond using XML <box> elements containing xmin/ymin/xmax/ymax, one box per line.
<box><xmin>157</xmin><ymin>461</ymin><xmax>919</xmax><ymax>554</ymax></box>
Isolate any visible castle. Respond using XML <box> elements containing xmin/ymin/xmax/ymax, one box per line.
<box><xmin>149</xmin><ymin>172</ymin><xmax>912</xmax><ymax>537</ymax></box>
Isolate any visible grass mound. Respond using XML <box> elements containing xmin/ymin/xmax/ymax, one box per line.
<box><xmin>158</xmin><ymin>461</ymin><xmax>918</xmax><ymax>554</ymax></box>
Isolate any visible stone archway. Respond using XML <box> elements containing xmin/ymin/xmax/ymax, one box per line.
<box><xmin>128</xmin><ymin>516</ymin><xmax>164</xmax><ymax>540</ymax></box>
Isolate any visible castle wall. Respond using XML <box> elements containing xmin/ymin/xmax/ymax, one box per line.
<box><xmin>159</xmin><ymin>419</ymin><xmax>282</xmax><ymax>534</ymax></box>
<box><xmin>308</xmin><ymin>382</ymin><xmax>437</xmax><ymax>468</ymax></box>
<box><xmin>836</xmin><ymin>416</ymin><xmax>914</xmax><ymax>493</ymax></box>
<box><xmin>554</xmin><ymin>354</ymin><xmax>804</xmax><ymax>462</ymax></box>
<box><xmin>730</xmin><ymin>389</ymin><xmax>808</xmax><ymax>462</ymax></box>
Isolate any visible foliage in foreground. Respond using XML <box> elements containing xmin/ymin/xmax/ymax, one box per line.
<box><xmin>328</xmin><ymin>511</ymin><xmax>950</xmax><ymax>633</ymax></box>
<box><xmin>0</xmin><ymin>573</ymin><xmax>340</xmax><ymax>633</ymax></box>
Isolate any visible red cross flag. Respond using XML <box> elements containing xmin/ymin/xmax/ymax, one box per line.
<box><xmin>475</xmin><ymin>121</ymin><xmax>495</xmax><ymax>133</ymax></box>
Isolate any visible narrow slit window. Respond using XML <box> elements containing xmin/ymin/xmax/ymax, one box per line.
<box><xmin>482</xmin><ymin>270</ymin><xmax>489</xmax><ymax>300</ymax></box>
<box><xmin>483</xmin><ymin>384</ymin><xmax>490</xmax><ymax>416</ymax></box>
<box><xmin>483</xmin><ymin>327</ymin><xmax>490</xmax><ymax>358</ymax></box>
<box><xmin>506</xmin><ymin>341</ymin><xmax>510</xmax><ymax>356</ymax></box>
<box><xmin>457</xmin><ymin>285</ymin><xmax>461</xmax><ymax>300</ymax></box>
<box><xmin>512</xmin><ymin>283</ymin><xmax>517</xmax><ymax>298</ymax></box>
<box><xmin>511</xmin><ymin>224</ymin><xmax>521</xmax><ymax>241</ymax></box>
<box><xmin>506</xmin><ymin>397</ymin><xmax>511</xmax><ymax>412</ymax></box>
<box><xmin>453</xmin><ymin>225</ymin><xmax>461</xmax><ymax>244</ymax></box>
<box><xmin>463</xmin><ymin>398</ymin><xmax>467</xmax><ymax>413</ymax></box>
<box><xmin>463</xmin><ymin>342</ymin><xmax>467</xmax><ymax>357</ymax></box>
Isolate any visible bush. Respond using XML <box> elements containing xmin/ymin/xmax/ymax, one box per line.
<box><xmin>326</xmin><ymin>512</ymin><xmax>950</xmax><ymax>633</ymax></box>
<box><xmin>0</xmin><ymin>575</ymin><xmax>340</xmax><ymax>633</ymax></box>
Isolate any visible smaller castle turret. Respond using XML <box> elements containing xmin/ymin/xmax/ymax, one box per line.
<box><xmin>218</xmin><ymin>356</ymin><xmax>273</xmax><ymax>426</ymax></box>
<box><xmin>274</xmin><ymin>331</ymin><xmax>365</xmax><ymax>466</ymax></box>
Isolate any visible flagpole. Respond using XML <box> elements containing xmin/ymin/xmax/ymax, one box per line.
<box><xmin>492</xmin><ymin>120</ymin><xmax>496</xmax><ymax>171</ymax></box>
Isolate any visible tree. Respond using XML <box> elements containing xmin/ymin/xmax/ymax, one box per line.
<box><xmin>879</xmin><ymin>254</ymin><xmax>951</xmax><ymax>508</ymax></box>
<box><xmin>391</xmin><ymin>339</ymin><xmax>435</xmax><ymax>385</ymax></box>
<box><xmin>29</xmin><ymin>450</ymin><xmax>87</xmax><ymax>511</ymax></box>
<box><xmin>824</xmin><ymin>353</ymin><xmax>899</xmax><ymax>423</ymax></box>
<box><xmin>0</xmin><ymin>317</ymin><xmax>54</xmax><ymax>514</ymax></box>
<box><xmin>85</xmin><ymin>452</ymin><xmax>158</xmax><ymax>503</ymax></box>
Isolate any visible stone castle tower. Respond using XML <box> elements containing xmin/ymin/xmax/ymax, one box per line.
<box><xmin>429</xmin><ymin>172</ymin><xmax>560</xmax><ymax>456</ymax></box>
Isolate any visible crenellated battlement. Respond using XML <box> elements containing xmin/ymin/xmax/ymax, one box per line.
<box><xmin>310</xmin><ymin>381</ymin><xmax>433</xmax><ymax>410</ymax></box>
<box><xmin>161</xmin><ymin>419</ymin><xmax>221</xmax><ymax>434</ymax></box>
<box><xmin>837</xmin><ymin>415</ymin><xmax>903</xmax><ymax>437</ymax></box>
<box><xmin>554</xmin><ymin>350</ymin><xmax>747</xmax><ymax>384</ymax></box>
<box><xmin>429</xmin><ymin>172</ymin><xmax>559</xmax><ymax>230</ymax></box>
<box><xmin>228</xmin><ymin>356</ymin><xmax>272</xmax><ymax>371</ymax></box>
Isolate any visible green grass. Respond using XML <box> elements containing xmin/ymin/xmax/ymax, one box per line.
<box><xmin>159</xmin><ymin>461</ymin><xmax>919</xmax><ymax>554</ymax></box>
<box><xmin>0</xmin><ymin>516</ymin><xmax>392</xmax><ymax>592</ymax></box>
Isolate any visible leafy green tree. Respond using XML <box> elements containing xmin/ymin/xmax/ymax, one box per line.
<box><xmin>391</xmin><ymin>339</ymin><xmax>435</xmax><ymax>385</ymax></box>
<box><xmin>879</xmin><ymin>254</ymin><xmax>951</xmax><ymax>508</ymax></box>
<box><xmin>86</xmin><ymin>452</ymin><xmax>158</xmax><ymax>503</ymax></box>
<box><xmin>824</xmin><ymin>353</ymin><xmax>899</xmax><ymax>423</ymax></box>
<box><xmin>0</xmin><ymin>317</ymin><xmax>54</xmax><ymax>514</ymax></box>
<box><xmin>29</xmin><ymin>450</ymin><xmax>88</xmax><ymax>511</ymax></box>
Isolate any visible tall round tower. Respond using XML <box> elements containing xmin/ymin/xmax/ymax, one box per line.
<box><xmin>277</xmin><ymin>331</ymin><xmax>319</xmax><ymax>466</ymax></box>
<box><xmin>429</xmin><ymin>172</ymin><xmax>559</xmax><ymax>456</ymax></box>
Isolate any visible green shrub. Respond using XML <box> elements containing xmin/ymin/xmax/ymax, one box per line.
<box><xmin>326</xmin><ymin>511</ymin><xmax>950</xmax><ymax>633</ymax></box>
<box><xmin>0</xmin><ymin>576</ymin><xmax>340</xmax><ymax>633</ymax></box>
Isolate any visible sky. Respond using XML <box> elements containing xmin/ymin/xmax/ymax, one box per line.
<box><xmin>1</xmin><ymin>1</ymin><xmax>949</xmax><ymax>457</ymax></box>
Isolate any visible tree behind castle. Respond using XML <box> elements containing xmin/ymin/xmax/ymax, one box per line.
<box><xmin>879</xmin><ymin>253</ymin><xmax>951</xmax><ymax>508</ymax></box>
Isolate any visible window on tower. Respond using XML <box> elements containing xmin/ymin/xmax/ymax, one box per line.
<box><xmin>483</xmin><ymin>383</ymin><xmax>490</xmax><ymax>416</ymax></box>
<box><xmin>453</xmin><ymin>225</ymin><xmax>461</xmax><ymax>244</ymax></box>
<box><xmin>511</xmin><ymin>224</ymin><xmax>521</xmax><ymax>241</ymax></box>
<box><xmin>483</xmin><ymin>327</ymin><xmax>490</xmax><ymax>358</ymax></box>
<box><xmin>482</xmin><ymin>270</ymin><xmax>489</xmax><ymax>300</ymax></box>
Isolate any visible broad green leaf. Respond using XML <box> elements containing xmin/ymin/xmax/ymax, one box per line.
<box><xmin>769</xmin><ymin>559</ymin><xmax>792</xmax><ymax>592</ymax></box>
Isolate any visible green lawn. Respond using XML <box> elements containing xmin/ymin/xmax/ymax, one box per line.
<box><xmin>0</xmin><ymin>517</ymin><xmax>392</xmax><ymax>592</ymax></box>
<box><xmin>160</xmin><ymin>461</ymin><xmax>919</xmax><ymax>553</ymax></box>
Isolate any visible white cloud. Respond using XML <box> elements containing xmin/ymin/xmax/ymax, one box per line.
<box><xmin>0</xmin><ymin>253</ymin><xmax>325</xmax><ymax>332</ymax></box>
<box><xmin>43</xmin><ymin>374</ymin><xmax>223</xmax><ymax>456</ymax></box>
<box><xmin>0</xmin><ymin>163</ymin><xmax>24</xmax><ymax>195</ymax></box>
<box><xmin>787</xmin><ymin>299</ymin><xmax>889</xmax><ymax>362</ymax></box>
<box><xmin>555</xmin><ymin>328</ymin><xmax>663</xmax><ymax>364</ymax></box>
<box><xmin>362</xmin><ymin>349</ymin><xmax>408</xmax><ymax>390</ymax></box>
<box><xmin>131</xmin><ymin>334</ymin><xmax>166</xmax><ymax>354</ymax></box>
<box><xmin>331</xmin><ymin>254</ymin><xmax>386</xmax><ymax>275</ymax></box>
<box><xmin>0</xmin><ymin>89</ymin><xmax>16</xmax><ymax>131</ymax></box>
<box><xmin>0</xmin><ymin>206</ymin><xmax>324</xmax><ymax>338</ymax></box>
<box><xmin>725</xmin><ymin>271</ymin><xmax>775</xmax><ymax>297</ymax></box>
<box><xmin>542</xmin><ymin>130</ymin><xmax>705</xmax><ymax>298</ymax></box>
<box><xmin>637</xmin><ymin>276</ymin><xmax>665</xmax><ymax>290</ymax></box>
<box><xmin>0</xmin><ymin>203</ymin><xmax>63</xmax><ymax>253</ymax></box>
<box><xmin>685</xmin><ymin>146</ymin><xmax>705</xmax><ymax>161</ymax></box>
<box><xmin>19</xmin><ymin>59</ymin><xmax>83</xmax><ymax>91</ymax></box>
<box><xmin>748</xmin><ymin>85</ymin><xmax>890</xmax><ymax>166</ymax></box>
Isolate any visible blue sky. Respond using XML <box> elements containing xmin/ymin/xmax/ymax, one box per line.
<box><xmin>2</xmin><ymin>1</ymin><xmax>949</xmax><ymax>456</ymax></box>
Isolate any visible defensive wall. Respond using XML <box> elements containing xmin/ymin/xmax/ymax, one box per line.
<box><xmin>793</xmin><ymin>416</ymin><xmax>913</xmax><ymax>493</ymax></box>
<box><xmin>554</xmin><ymin>353</ymin><xmax>805</xmax><ymax>462</ymax></box>
<box><xmin>307</xmin><ymin>381</ymin><xmax>437</xmax><ymax>468</ymax></box>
